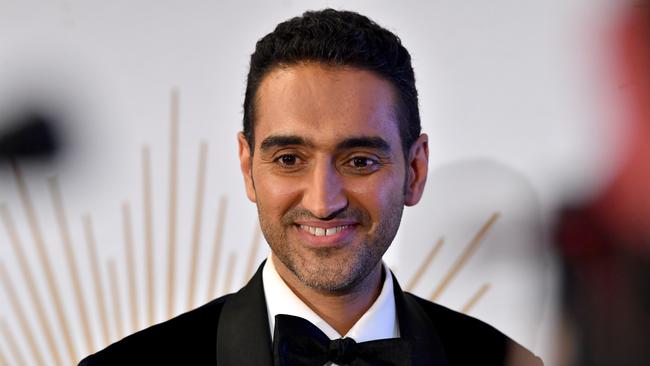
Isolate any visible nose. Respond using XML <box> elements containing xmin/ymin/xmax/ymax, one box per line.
<box><xmin>302</xmin><ymin>160</ymin><xmax>348</xmax><ymax>219</ymax></box>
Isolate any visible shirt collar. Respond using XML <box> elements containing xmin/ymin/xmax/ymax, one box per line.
<box><xmin>262</xmin><ymin>255</ymin><xmax>400</xmax><ymax>342</ymax></box>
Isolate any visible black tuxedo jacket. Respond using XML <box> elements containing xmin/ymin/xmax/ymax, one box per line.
<box><xmin>80</xmin><ymin>263</ymin><xmax>543</xmax><ymax>365</ymax></box>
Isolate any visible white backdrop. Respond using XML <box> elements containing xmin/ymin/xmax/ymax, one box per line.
<box><xmin>0</xmin><ymin>1</ymin><xmax>627</xmax><ymax>365</ymax></box>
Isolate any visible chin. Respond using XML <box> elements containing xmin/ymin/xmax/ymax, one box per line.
<box><xmin>289</xmin><ymin>252</ymin><xmax>379</xmax><ymax>294</ymax></box>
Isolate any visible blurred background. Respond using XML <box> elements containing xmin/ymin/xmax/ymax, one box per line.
<box><xmin>0</xmin><ymin>0</ymin><xmax>641</xmax><ymax>365</ymax></box>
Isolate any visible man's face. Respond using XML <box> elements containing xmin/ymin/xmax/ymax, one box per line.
<box><xmin>238</xmin><ymin>63</ymin><xmax>428</xmax><ymax>293</ymax></box>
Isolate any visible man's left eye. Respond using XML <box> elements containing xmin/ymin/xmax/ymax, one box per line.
<box><xmin>347</xmin><ymin>157</ymin><xmax>378</xmax><ymax>169</ymax></box>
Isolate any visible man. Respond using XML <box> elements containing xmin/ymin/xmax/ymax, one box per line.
<box><xmin>80</xmin><ymin>9</ymin><xmax>542</xmax><ymax>365</ymax></box>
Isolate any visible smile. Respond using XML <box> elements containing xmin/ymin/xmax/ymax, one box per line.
<box><xmin>299</xmin><ymin>224</ymin><xmax>350</xmax><ymax>237</ymax></box>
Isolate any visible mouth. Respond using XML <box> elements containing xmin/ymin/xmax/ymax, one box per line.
<box><xmin>292</xmin><ymin>222</ymin><xmax>358</xmax><ymax>247</ymax></box>
<box><xmin>298</xmin><ymin>224</ymin><xmax>351</xmax><ymax>237</ymax></box>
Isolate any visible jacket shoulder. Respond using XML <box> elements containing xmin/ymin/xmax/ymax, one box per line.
<box><xmin>78</xmin><ymin>295</ymin><xmax>231</xmax><ymax>365</ymax></box>
<box><xmin>406</xmin><ymin>293</ymin><xmax>543</xmax><ymax>365</ymax></box>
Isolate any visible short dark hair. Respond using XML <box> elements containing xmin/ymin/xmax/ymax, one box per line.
<box><xmin>242</xmin><ymin>9</ymin><xmax>420</xmax><ymax>157</ymax></box>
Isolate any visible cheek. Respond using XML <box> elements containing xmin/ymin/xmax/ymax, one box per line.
<box><xmin>345</xmin><ymin>173</ymin><xmax>404</xmax><ymax>213</ymax></box>
<box><xmin>252</xmin><ymin>171</ymin><xmax>301</xmax><ymax>212</ymax></box>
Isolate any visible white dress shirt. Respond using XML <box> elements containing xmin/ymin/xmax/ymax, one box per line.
<box><xmin>262</xmin><ymin>256</ymin><xmax>400</xmax><ymax>365</ymax></box>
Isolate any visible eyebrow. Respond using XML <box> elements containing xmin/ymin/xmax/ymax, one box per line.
<box><xmin>259</xmin><ymin>134</ymin><xmax>391</xmax><ymax>154</ymax></box>
<box><xmin>259</xmin><ymin>135</ymin><xmax>314</xmax><ymax>151</ymax></box>
<box><xmin>335</xmin><ymin>137</ymin><xmax>391</xmax><ymax>153</ymax></box>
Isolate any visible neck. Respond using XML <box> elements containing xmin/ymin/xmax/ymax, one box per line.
<box><xmin>271</xmin><ymin>255</ymin><xmax>384</xmax><ymax>336</ymax></box>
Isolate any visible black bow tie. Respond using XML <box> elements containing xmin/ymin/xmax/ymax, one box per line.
<box><xmin>273</xmin><ymin>314</ymin><xmax>411</xmax><ymax>366</ymax></box>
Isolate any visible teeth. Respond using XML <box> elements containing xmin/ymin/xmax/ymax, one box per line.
<box><xmin>300</xmin><ymin>225</ymin><xmax>349</xmax><ymax>236</ymax></box>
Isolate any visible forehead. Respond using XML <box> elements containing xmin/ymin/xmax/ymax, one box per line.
<box><xmin>254</xmin><ymin>63</ymin><xmax>401</xmax><ymax>150</ymax></box>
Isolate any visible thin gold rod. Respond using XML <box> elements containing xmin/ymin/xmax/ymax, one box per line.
<box><xmin>222</xmin><ymin>253</ymin><xmax>236</xmax><ymax>295</ymax></box>
<box><xmin>82</xmin><ymin>214</ymin><xmax>110</xmax><ymax>347</ymax></box>
<box><xmin>108</xmin><ymin>259</ymin><xmax>124</xmax><ymax>340</ymax></box>
<box><xmin>430</xmin><ymin>212</ymin><xmax>500</xmax><ymax>301</ymax></box>
<box><xmin>0</xmin><ymin>263</ymin><xmax>46</xmax><ymax>365</ymax></box>
<box><xmin>0</xmin><ymin>347</ymin><xmax>8</xmax><ymax>366</ymax></box>
<box><xmin>245</xmin><ymin>225</ymin><xmax>262</xmax><ymax>281</ymax></box>
<box><xmin>0</xmin><ymin>319</ymin><xmax>27</xmax><ymax>366</ymax></box>
<box><xmin>122</xmin><ymin>202</ymin><xmax>138</xmax><ymax>333</ymax></box>
<box><xmin>207</xmin><ymin>197</ymin><xmax>227</xmax><ymax>300</ymax></box>
<box><xmin>166</xmin><ymin>88</ymin><xmax>180</xmax><ymax>319</ymax></box>
<box><xmin>10</xmin><ymin>160</ymin><xmax>76</xmax><ymax>364</ymax></box>
<box><xmin>187</xmin><ymin>142</ymin><xmax>208</xmax><ymax>310</ymax></box>
<box><xmin>49</xmin><ymin>177</ymin><xmax>94</xmax><ymax>355</ymax></box>
<box><xmin>141</xmin><ymin>145</ymin><xmax>155</xmax><ymax>326</ymax></box>
<box><xmin>0</xmin><ymin>204</ymin><xmax>59</xmax><ymax>365</ymax></box>
<box><xmin>461</xmin><ymin>283</ymin><xmax>491</xmax><ymax>314</ymax></box>
<box><xmin>405</xmin><ymin>237</ymin><xmax>445</xmax><ymax>292</ymax></box>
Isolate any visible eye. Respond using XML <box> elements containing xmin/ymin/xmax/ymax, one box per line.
<box><xmin>351</xmin><ymin>157</ymin><xmax>374</xmax><ymax>168</ymax></box>
<box><xmin>274</xmin><ymin>154</ymin><xmax>301</xmax><ymax>167</ymax></box>
<box><xmin>344</xmin><ymin>156</ymin><xmax>380</xmax><ymax>172</ymax></box>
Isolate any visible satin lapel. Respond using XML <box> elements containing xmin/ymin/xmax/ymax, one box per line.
<box><xmin>216</xmin><ymin>261</ymin><xmax>273</xmax><ymax>365</ymax></box>
<box><xmin>393</xmin><ymin>274</ymin><xmax>449</xmax><ymax>366</ymax></box>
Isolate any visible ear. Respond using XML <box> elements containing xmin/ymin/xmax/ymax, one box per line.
<box><xmin>237</xmin><ymin>132</ymin><xmax>257</xmax><ymax>203</ymax></box>
<box><xmin>404</xmin><ymin>133</ymin><xmax>429</xmax><ymax>206</ymax></box>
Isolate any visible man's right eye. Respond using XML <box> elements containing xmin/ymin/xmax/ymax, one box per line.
<box><xmin>276</xmin><ymin>154</ymin><xmax>298</xmax><ymax>166</ymax></box>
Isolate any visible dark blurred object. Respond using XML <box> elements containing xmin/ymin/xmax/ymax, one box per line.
<box><xmin>556</xmin><ymin>207</ymin><xmax>650</xmax><ymax>366</ymax></box>
<box><xmin>0</xmin><ymin>111</ymin><xmax>60</xmax><ymax>160</ymax></box>
<box><xmin>554</xmin><ymin>3</ymin><xmax>650</xmax><ymax>365</ymax></box>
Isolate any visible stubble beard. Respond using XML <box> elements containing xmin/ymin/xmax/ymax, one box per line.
<box><xmin>257</xmin><ymin>202</ymin><xmax>404</xmax><ymax>295</ymax></box>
